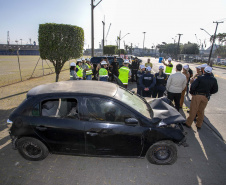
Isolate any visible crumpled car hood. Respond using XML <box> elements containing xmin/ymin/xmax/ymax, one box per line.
<box><xmin>149</xmin><ymin>97</ymin><xmax>186</xmax><ymax>125</ymax></box>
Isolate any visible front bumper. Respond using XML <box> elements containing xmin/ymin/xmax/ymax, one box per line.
<box><xmin>9</xmin><ymin>131</ymin><xmax>18</xmax><ymax>150</ymax></box>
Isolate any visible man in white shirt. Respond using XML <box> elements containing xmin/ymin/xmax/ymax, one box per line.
<box><xmin>166</xmin><ymin>64</ymin><xmax>187</xmax><ymax>111</ymax></box>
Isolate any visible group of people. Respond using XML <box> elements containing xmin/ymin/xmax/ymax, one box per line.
<box><xmin>70</xmin><ymin>56</ymin><xmax>218</xmax><ymax>129</ymax></box>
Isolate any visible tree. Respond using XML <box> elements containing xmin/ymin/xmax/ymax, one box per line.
<box><xmin>181</xmin><ymin>43</ymin><xmax>199</xmax><ymax>54</ymax></box>
<box><xmin>118</xmin><ymin>49</ymin><xmax>125</xmax><ymax>55</ymax></box>
<box><xmin>103</xmin><ymin>45</ymin><xmax>117</xmax><ymax>55</ymax></box>
<box><xmin>157</xmin><ymin>43</ymin><xmax>178</xmax><ymax>57</ymax></box>
<box><xmin>38</xmin><ymin>23</ymin><xmax>84</xmax><ymax>82</ymax></box>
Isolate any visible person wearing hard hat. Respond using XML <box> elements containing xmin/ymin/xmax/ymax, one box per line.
<box><xmin>152</xmin><ymin>65</ymin><xmax>167</xmax><ymax>98</ymax></box>
<box><xmin>162</xmin><ymin>57</ymin><xmax>174</xmax><ymax>76</ymax></box>
<box><xmin>180</xmin><ymin>65</ymin><xmax>190</xmax><ymax>108</ymax></box>
<box><xmin>190</xmin><ymin>66</ymin><xmax>202</xmax><ymax>84</ymax></box>
<box><xmin>81</xmin><ymin>57</ymin><xmax>88</xmax><ymax>79</ymax></box>
<box><xmin>85</xmin><ymin>58</ymin><xmax>93</xmax><ymax>80</ymax></box>
<box><xmin>99</xmin><ymin>61</ymin><xmax>108</xmax><ymax>81</ymax></box>
<box><xmin>76</xmin><ymin>59</ymin><xmax>83</xmax><ymax>80</ymax></box>
<box><xmin>136</xmin><ymin>65</ymin><xmax>146</xmax><ymax>96</ymax></box>
<box><xmin>200</xmin><ymin>63</ymin><xmax>208</xmax><ymax>74</ymax></box>
<box><xmin>139</xmin><ymin>66</ymin><xmax>156</xmax><ymax>97</ymax></box>
<box><xmin>118</xmin><ymin>59</ymin><xmax>131</xmax><ymax>88</ymax></box>
<box><xmin>185</xmin><ymin>66</ymin><xmax>218</xmax><ymax>129</ymax></box>
<box><xmin>70</xmin><ymin>62</ymin><xmax>78</xmax><ymax>80</ymax></box>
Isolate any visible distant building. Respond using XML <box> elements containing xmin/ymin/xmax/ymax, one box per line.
<box><xmin>0</xmin><ymin>44</ymin><xmax>39</xmax><ymax>55</ymax></box>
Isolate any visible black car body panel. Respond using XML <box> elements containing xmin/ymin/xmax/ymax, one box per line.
<box><xmin>9</xmin><ymin>81</ymin><xmax>186</xmax><ymax>159</ymax></box>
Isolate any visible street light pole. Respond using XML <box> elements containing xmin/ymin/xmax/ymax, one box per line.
<box><xmin>143</xmin><ymin>32</ymin><xmax>146</xmax><ymax>54</ymax></box>
<box><xmin>91</xmin><ymin>0</ymin><xmax>103</xmax><ymax>57</ymax></box>
<box><xmin>102</xmin><ymin>17</ymin><xmax>105</xmax><ymax>55</ymax></box>
<box><xmin>118</xmin><ymin>31</ymin><xmax>130</xmax><ymax>56</ymax></box>
<box><xmin>177</xmin><ymin>34</ymin><xmax>183</xmax><ymax>60</ymax></box>
<box><xmin>206</xmin><ymin>21</ymin><xmax>223</xmax><ymax>67</ymax></box>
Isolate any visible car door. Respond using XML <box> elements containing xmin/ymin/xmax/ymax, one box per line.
<box><xmin>29</xmin><ymin>97</ymin><xmax>85</xmax><ymax>154</ymax></box>
<box><xmin>81</xmin><ymin>97</ymin><xmax>146</xmax><ymax>157</ymax></box>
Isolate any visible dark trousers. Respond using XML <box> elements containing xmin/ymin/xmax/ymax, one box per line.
<box><xmin>111</xmin><ymin>71</ymin><xmax>119</xmax><ymax>82</ymax></box>
<box><xmin>152</xmin><ymin>85</ymin><xmax>166</xmax><ymax>98</ymax></box>
<box><xmin>131</xmin><ymin>69</ymin><xmax>138</xmax><ymax>82</ymax></box>
<box><xmin>167</xmin><ymin>92</ymin><xmax>181</xmax><ymax>111</ymax></box>
<box><xmin>143</xmin><ymin>90</ymin><xmax>153</xmax><ymax>97</ymax></box>
<box><xmin>137</xmin><ymin>85</ymin><xmax>142</xmax><ymax>96</ymax></box>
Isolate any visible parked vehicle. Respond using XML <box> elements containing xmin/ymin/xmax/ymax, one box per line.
<box><xmin>8</xmin><ymin>81</ymin><xmax>187</xmax><ymax>165</ymax></box>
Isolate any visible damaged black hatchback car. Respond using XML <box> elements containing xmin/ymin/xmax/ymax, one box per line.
<box><xmin>8</xmin><ymin>81</ymin><xmax>187</xmax><ymax>165</ymax></box>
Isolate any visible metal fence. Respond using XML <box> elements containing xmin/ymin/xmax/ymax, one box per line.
<box><xmin>0</xmin><ymin>55</ymin><xmax>75</xmax><ymax>87</ymax></box>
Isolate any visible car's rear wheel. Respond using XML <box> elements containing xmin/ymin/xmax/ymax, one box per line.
<box><xmin>146</xmin><ymin>140</ymin><xmax>177</xmax><ymax>165</ymax></box>
<box><xmin>17</xmin><ymin>137</ymin><xmax>49</xmax><ymax>161</ymax></box>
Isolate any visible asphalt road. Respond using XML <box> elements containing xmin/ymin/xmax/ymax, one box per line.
<box><xmin>140</xmin><ymin>57</ymin><xmax>226</xmax><ymax>142</ymax></box>
<box><xmin>0</xmin><ymin>60</ymin><xmax>226</xmax><ymax>185</ymax></box>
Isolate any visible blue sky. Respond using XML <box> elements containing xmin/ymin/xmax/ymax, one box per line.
<box><xmin>0</xmin><ymin>0</ymin><xmax>226</xmax><ymax>49</ymax></box>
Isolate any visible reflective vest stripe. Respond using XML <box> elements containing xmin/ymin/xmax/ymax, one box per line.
<box><xmin>76</xmin><ymin>65</ymin><xmax>83</xmax><ymax>77</ymax></box>
<box><xmin>86</xmin><ymin>64</ymin><xmax>93</xmax><ymax>75</ymax></box>
<box><xmin>165</xmin><ymin>65</ymin><xmax>173</xmax><ymax>75</ymax></box>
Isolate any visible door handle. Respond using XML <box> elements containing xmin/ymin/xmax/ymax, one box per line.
<box><xmin>86</xmin><ymin>132</ymin><xmax>98</xmax><ymax>136</ymax></box>
<box><xmin>36</xmin><ymin>126</ymin><xmax>47</xmax><ymax>131</ymax></box>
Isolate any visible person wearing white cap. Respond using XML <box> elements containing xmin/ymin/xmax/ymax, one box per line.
<box><xmin>152</xmin><ymin>65</ymin><xmax>168</xmax><ymax>98</ymax></box>
<box><xmin>76</xmin><ymin>59</ymin><xmax>83</xmax><ymax>80</ymax></box>
<box><xmin>180</xmin><ymin>65</ymin><xmax>190</xmax><ymax>108</ymax></box>
<box><xmin>139</xmin><ymin>66</ymin><xmax>156</xmax><ymax>97</ymax></box>
<box><xmin>200</xmin><ymin>63</ymin><xmax>208</xmax><ymax>74</ymax></box>
<box><xmin>185</xmin><ymin>66</ymin><xmax>218</xmax><ymax>129</ymax></box>
<box><xmin>85</xmin><ymin>58</ymin><xmax>93</xmax><ymax>80</ymax></box>
<box><xmin>118</xmin><ymin>59</ymin><xmax>131</xmax><ymax>88</ymax></box>
<box><xmin>70</xmin><ymin>62</ymin><xmax>78</xmax><ymax>80</ymax></box>
<box><xmin>99</xmin><ymin>61</ymin><xmax>108</xmax><ymax>81</ymax></box>
<box><xmin>136</xmin><ymin>65</ymin><xmax>146</xmax><ymax>96</ymax></box>
<box><xmin>81</xmin><ymin>57</ymin><xmax>89</xmax><ymax>79</ymax></box>
<box><xmin>162</xmin><ymin>57</ymin><xmax>174</xmax><ymax>75</ymax></box>
<box><xmin>190</xmin><ymin>65</ymin><xmax>202</xmax><ymax>84</ymax></box>
<box><xmin>166</xmin><ymin>64</ymin><xmax>187</xmax><ymax>111</ymax></box>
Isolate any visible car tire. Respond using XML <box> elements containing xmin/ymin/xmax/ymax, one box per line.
<box><xmin>146</xmin><ymin>140</ymin><xmax>177</xmax><ymax>165</ymax></box>
<box><xmin>17</xmin><ymin>137</ymin><xmax>49</xmax><ymax>161</ymax></box>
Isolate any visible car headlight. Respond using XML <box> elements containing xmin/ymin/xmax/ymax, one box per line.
<box><xmin>158</xmin><ymin>120</ymin><xmax>167</xmax><ymax>127</ymax></box>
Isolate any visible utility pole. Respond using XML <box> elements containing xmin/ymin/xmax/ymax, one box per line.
<box><xmin>7</xmin><ymin>31</ymin><xmax>10</xmax><ymax>45</ymax></box>
<box><xmin>208</xmin><ymin>21</ymin><xmax>224</xmax><ymax>67</ymax></box>
<box><xmin>91</xmin><ymin>0</ymin><xmax>103</xmax><ymax>57</ymax></box>
<box><xmin>102</xmin><ymin>16</ymin><xmax>105</xmax><ymax>55</ymax></box>
<box><xmin>143</xmin><ymin>32</ymin><xmax>146</xmax><ymax>55</ymax></box>
<box><xmin>177</xmin><ymin>34</ymin><xmax>183</xmax><ymax>60</ymax></box>
<box><xmin>118</xmin><ymin>31</ymin><xmax>130</xmax><ymax>56</ymax></box>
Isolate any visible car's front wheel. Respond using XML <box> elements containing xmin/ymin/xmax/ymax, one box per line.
<box><xmin>17</xmin><ymin>137</ymin><xmax>49</xmax><ymax>161</ymax></box>
<box><xmin>146</xmin><ymin>140</ymin><xmax>177</xmax><ymax>165</ymax></box>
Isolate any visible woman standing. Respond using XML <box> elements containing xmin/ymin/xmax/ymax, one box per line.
<box><xmin>70</xmin><ymin>62</ymin><xmax>78</xmax><ymax>80</ymax></box>
<box><xmin>180</xmin><ymin>65</ymin><xmax>190</xmax><ymax>108</ymax></box>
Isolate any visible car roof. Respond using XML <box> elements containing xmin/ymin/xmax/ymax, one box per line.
<box><xmin>27</xmin><ymin>81</ymin><xmax>118</xmax><ymax>98</ymax></box>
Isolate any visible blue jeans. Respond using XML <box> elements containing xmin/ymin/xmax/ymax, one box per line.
<box><xmin>86</xmin><ymin>75</ymin><xmax>92</xmax><ymax>80</ymax></box>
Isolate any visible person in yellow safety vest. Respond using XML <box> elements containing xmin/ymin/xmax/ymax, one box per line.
<box><xmin>85</xmin><ymin>58</ymin><xmax>93</xmax><ymax>80</ymax></box>
<box><xmin>76</xmin><ymin>59</ymin><xmax>83</xmax><ymax>80</ymax></box>
<box><xmin>162</xmin><ymin>57</ymin><xmax>174</xmax><ymax>76</ymax></box>
<box><xmin>70</xmin><ymin>62</ymin><xmax>78</xmax><ymax>80</ymax></box>
<box><xmin>145</xmin><ymin>58</ymin><xmax>153</xmax><ymax>68</ymax></box>
<box><xmin>118</xmin><ymin>59</ymin><xmax>131</xmax><ymax>88</ymax></box>
<box><xmin>99</xmin><ymin>61</ymin><xmax>108</xmax><ymax>81</ymax></box>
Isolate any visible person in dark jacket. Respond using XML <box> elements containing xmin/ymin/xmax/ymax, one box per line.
<box><xmin>110</xmin><ymin>56</ymin><xmax>119</xmax><ymax>81</ymax></box>
<box><xmin>152</xmin><ymin>65</ymin><xmax>167</xmax><ymax>98</ymax></box>
<box><xmin>185</xmin><ymin>66</ymin><xmax>218</xmax><ymax>129</ymax></box>
<box><xmin>131</xmin><ymin>57</ymin><xmax>140</xmax><ymax>82</ymax></box>
<box><xmin>136</xmin><ymin>65</ymin><xmax>146</xmax><ymax>96</ymax></box>
<box><xmin>186</xmin><ymin>64</ymin><xmax>193</xmax><ymax>99</ymax></box>
<box><xmin>140</xmin><ymin>66</ymin><xmax>156</xmax><ymax>97</ymax></box>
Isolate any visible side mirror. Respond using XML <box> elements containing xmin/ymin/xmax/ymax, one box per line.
<box><xmin>125</xmin><ymin>118</ymin><xmax>138</xmax><ymax>126</ymax></box>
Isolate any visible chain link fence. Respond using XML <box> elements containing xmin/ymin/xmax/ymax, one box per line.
<box><xmin>0</xmin><ymin>55</ymin><xmax>89</xmax><ymax>87</ymax></box>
